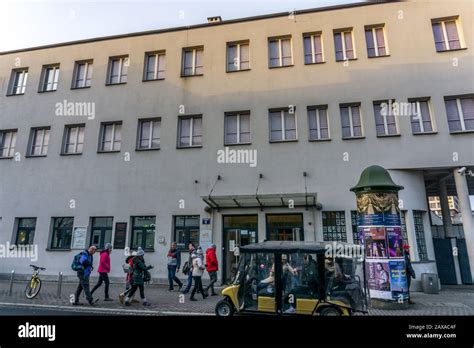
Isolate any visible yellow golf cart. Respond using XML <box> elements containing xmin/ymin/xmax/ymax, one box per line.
<box><xmin>215</xmin><ymin>241</ymin><xmax>367</xmax><ymax>316</ymax></box>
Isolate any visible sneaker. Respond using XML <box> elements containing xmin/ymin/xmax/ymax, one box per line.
<box><xmin>143</xmin><ymin>301</ymin><xmax>151</xmax><ymax>306</ymax></box>
<box><xmin>168</xmin><ymin>288</ymin><xmax>174</xmax><ymax>292</ymax></box>
<box><xmin>178</xmin><ymin>284</ymin><xmax>184</xmax><ymax>291</ymax></box>
<box><xmin>203</xmin><ymin>294</ymin><xmax>208</xmax><ymax>299</ymax></box>
<box><xmin>124</xmin><ymin>301</ymin><xmax>131</xmax><ymax>306</ymax></box>
<box><xmin>190</xmin><ymin>298</ymin><xmax>197</xmax><ymax>301</ymax></box>
<box><xmin>284</xmin><ymin>307</ymin><xmax>296</xmax><ymax>314</ymax></box>
<box><xmin>104</xmin><ymin>298</ymin><xmax>114</xmax><ymax>302</ymax></box>
<box><xmin>72</xmin><ymin>302</ymin><xmax>84</xmax><ymax>306</ymax></box>
<box><xmin>88</xmin><ymin>298</ymin><xmax>100</xmax><ymax>306</ymax></box>
<box><xmin>119</xmin><ymin>293</ymin><xmax>124</xmax><ymax>304</ymax></box>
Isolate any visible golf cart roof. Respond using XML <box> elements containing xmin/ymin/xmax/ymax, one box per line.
<box><xmin>240</xmin><ymin>241</ymin><xmax>352</xmax><ymax>253</ymax></box>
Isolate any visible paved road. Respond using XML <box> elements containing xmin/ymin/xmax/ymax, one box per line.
<box><xmin>0</xmin><ymin>304</ymin><xmax>106</xmax><ymax>316</ymax></box>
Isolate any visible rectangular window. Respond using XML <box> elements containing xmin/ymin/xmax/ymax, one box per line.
<box><xmin>413</xmin><ymin>210</ymin><xmax>428</xmax><ymax>261</ymax></box>
<box><xmin>178</xmin><ymin>115</ymin><xmax>202</xmax><ymax>148</ymax></box>
<box><xmin>334</xmin><ymin>29</ymin><xmax>355</xmax><ymax>61</ymax></box>
<box><xmin>113</xmin><ymin>222</ymin><xmax>127</xmax><ymax>249</ymax></box>
<box><xmin>107</xmin><ymin>56</ymin><xmax>128</xmax><ymax>84</ymax></box>
<box><xmin>268</xmin><ymin>37</ymin><xmax>293</xmax><ymax>68</ymax></box>
<box><xmin>40</xmin><ymin>65</ymin><xmax>60</xmax><ymax>92</ymax></box>
<box><xmin>8</xmin><ymin>68</ymin><xmax>28</xmax><ymax>95</ymax></box>
<box><xmin>227</xmin><ymin>41</ymin><xmax>250</xmax><ymax>72</ymax></box>
<box><xmin>269</xmin><ymin>108</ymin><xmax>297</xmax><ymax>142</ymax></box>
<box><xmin>400</xmin><ymin>210</ymin><xmax>408</xmax><ymax>244</ymax></box>
<box><xmin>224</xmin><ymin>111</ymin><xmax>251</xmax><ymax>144</ymax></box>
<box><xmin>73</xmin><ymin>60</ymin><xmax>93</xmax><ymax>88</ymax></box>
<box><xmin>90</xmin><ymin>217</ymin><xmax>113</xmax><ymax>249</ymax></box>
<box><xmin>174</xmin><ymin>215</ymin><xmax>200</xmax><ymax>250</ymax></box>
<box><xmin>50</xmin><ymin>217</ymin><xmax>74</xmax><ymax>249</ymax></box>
<box><xmin>62</xmin><ymin>124</ymin><xmax>85</xmax><ymax>154</ymax></box>
<box><xmin>266</xmin><ymin>214</ymin><xmax>304</xmax><ymax>241</ymax></box>
<box><xmin>144</xmin><ymin>51</ymin><xmax>165</xmax><ymax>80</ymax></box>
<box><xmin>131</xmin><ymin>216</ymin><xmax>155</xmax><ymax>251</ymax></box>
<box><xmin>340</xmin><ymin>104</ymin><xmax>363</xmax><ymax>138</ymax></box>
<box><xmin>182</xmin><ymin>47</ymin><xmax>203</xmax><ymax>76</ymax></box>
<box><xmin>350</xmin><ymin>211</ymin><xmax>359</xmax><ymax>244</ymax></box>
<box><xmin>28</xmin><ymin>127</ymin><xmax>50</xmax><ymax>156</ymax></box>
<box><xmin>373</xmin><ymin>100</ymin><xmax>398</xmax><ymax>136</ymax></box>
<box><xmin>432</xmin><ymin>17</ymin><xmax>464</xmax><ymax>52</ymax></box>
<box><xmin>303</xmin><ymin>33</ymin><xmax>324</xmax><ymax>64</ymax></box>
<box><xmin>365</xmin><ymin>25</ymin><xmax>388</xmax><ymax>57</ymax></box>
<box><xmin>137</xmin><ymin>118</ymin><xmax>161</xmax><ymax>150</ymax></box>
<box><xmin>0</xmin><ymin>129</ymin><xmax>17</xmax><ymax>158</ymax></box>
<box><xmin>444</xmin><ymin>95</ymin><xmax>474</xmax><ymax>132</ymax></box>
<box><xmin>15</xmin><ymin>218</ymin><xmax>36</xmax><ymax>245</ymax></box>
<box><xmin>409</xmin><ymin>98</ymin><xmax>434</xmax><ymax>134</ymax></box>
<box><xmin>308</xmin><ymin>105</ymin><xmax>329</xmax><ymax>140</ymax></box>
<box><xmin>322</xmin><ymin>211</ymin><xmax>347</xmax><ymax>242</ymax></box>
<box><xmin>99</xmin><ymin>122</ymin><xmax>122</xmax><ymax>152</ymax></box>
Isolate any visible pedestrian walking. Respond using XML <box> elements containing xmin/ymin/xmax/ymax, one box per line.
<box><xmin>181</xmin><ymin>242</ymin><xmax>195</xmax><ymax>294</ymax></box>
<box><xmin>204</xmin><ymin>244</ymin><xmax>219</xmax><ymax>296</ymax></box>
<box><xmin>72</xmin><ymin>245</ymin><xmax>99</xmax><ymax>306</ymax></box>
<box><xmin>119</xmin><ymin>250</ymin><xmax>137</xmax><ymax>304</ymax></box>
<box><xmin>124</xmin><ymin>247</ymin><xmax>153</xmax><ymax>306</ymax></box>
<box><xmin>91</xmin><ymin>243</ymin><xmax>113</xmax><ymax>301</ymax></box>
<box><xmin>403</xmin><ymin>244</ymin><xmax>416</xmax><ymax>304</ymax></box>
<box><xmin>167</xmin><ymin>242</ymin><xmax>183</xmax><ymax>291</ymax></box>
<box><xmin>190</xmin><ymin>247</ymin><xmax>208</xmax><ymax>301</ymax></box>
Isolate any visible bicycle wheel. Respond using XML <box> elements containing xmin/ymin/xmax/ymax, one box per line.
<box><xmin>25</xmin><ymin>277</ymin><xmax>42</xmax><ymax>299</ymax></box>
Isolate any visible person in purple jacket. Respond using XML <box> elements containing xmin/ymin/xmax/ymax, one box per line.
<box><xmin>91</xmin><ymin>243</ymin><xmax>113</xmax><ymax>301</ymax></box>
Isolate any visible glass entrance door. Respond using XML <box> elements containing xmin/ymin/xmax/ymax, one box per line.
<box><xmin>223</xmin><ymin>215</ymin><xmax>258</xmax><ymax>283</ymax></box>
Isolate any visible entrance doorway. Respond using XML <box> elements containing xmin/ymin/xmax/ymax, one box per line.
<box><xmin>266</xmin><ymin>214</ymin><xmax>304</xmax><ymax>241</ymax></box>
<box><xmin>223</xmin><ymin>215</ymin><xmax>258</xmax><ymax>283</ymax></box>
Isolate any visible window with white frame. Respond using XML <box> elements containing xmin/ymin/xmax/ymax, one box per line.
<box><xmin>303</xmin><ymin>33</ymin><xmax>324</xmax><ymax>64</ymax></box>
<box><xmin>8</xmin><ymin>69</ymin><xmax>28</xmax><ymax>95</ymax></box>
<box><xmin>431</xmin><ymin>17</ymin><xmax>464</xmax><ymax>52</ymax></box>
<box><xmin>99</xmin><ymin>122</ymin><xmax>122</xmax><ymax>152</ymax></box>
<box><xmin>40</xmin><ymin>65</ymin><xmax>60</xmax><ymax>92</ymax></box>
<box><xmin>308</xmin><ymin>106</ymin><xmax>329</xmax><ymax>140</ymax></box>
<box><xmin>409</xmin><ymin>98</ymin><xmax>435</xmax><ymax>134</ymax></box>
<box><xmin>444</xmin><ymin>95</ymin><xmax>474</xmax><ymax>132</ymax></box>
<box><xmin>227</xmin><ymin>41</ymin><xmax>250</xmax><ymax>72</ymax></box>
<box><xmin>269</xmin><ymin>108</ymin><xmax>297</xmax><ymax>142</ymax></box>
<box><xmin>224</xmin><ymin>112</ymin><xmax>251</xmax><ymax>145</ymax></box>
<box><xmin>28</xmin><ymin>127</ymin><xmax>50</xmax><ymax>156</ymax></box>
<box><xmin>0</xmin><ymin>129</ymin><xmax>17</xmax><ymax>158</ymax></box>
<box><xmin>182</xmin><ymin>47</ymin><xmax>203</xmax><ymax>76</ymax></box>
<box><xmin>340</xmin><ymin>104</ymin><xmax>363</xmax><ymax>138</ymax></box>
<box><xmin>373</xmin><ymin>100</ymin><xmax>398</xmax><ymax>136</ymax></box>
<box><xmin>137</xmin><ymin>118</ymin><xmax>161</xmax><ymax>150</ymax></box>
<box><xmin>268</xmin><ymin>37</ymin><xmax>293</xmax><ymax>68</ymax></box>
<box><xmin>334</xmin><ymin>29</ymin><xmax>355</xmax><ymax>61</ymax></box>
<box><xmin>178</xmin><ymin>115</ymin><xmax>202</xmax><ymax>147</ymax></box>
<box><xmin>107</xmin><ymin>56</ymin><xmax>128</xmax><ymax>84</ymax></box>
<box><xmin>73</xmin><ymin>60</ymin><xmax>93</xmax><ymax>88</ymax></box>
<box><xmin>63</xmin><ymin>125</ymin><xmax>85</xmax><ymax>154</ymax></box>
<box><xmin>144</xmin><ymin>51</ymin><xmax>165</xmax><ymax>80</ymax></box>
<box><xmin>365</xmin><ymin>25</ymin><xmax>388</xmax><ymax>57</ymax></box>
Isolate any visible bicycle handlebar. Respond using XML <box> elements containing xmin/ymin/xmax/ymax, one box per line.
<box><xmin>29</xmin><ymin>265</ymin><xmax>46</xmax><ymax>271</ymax></box>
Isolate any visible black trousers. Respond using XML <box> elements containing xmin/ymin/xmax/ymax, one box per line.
<box><xmin>127</xmin><ymin>284</ymin><xmax>145</xmax><ymax>300</ymax></box>
<box><xmin>204</xmin><ymin>271</ymin><xmax>218</xmax><ymax>294</ymax></box>
<box><xmin>91</xmin><ymin>272</ymin><xmax>110</xmax><ymax>298</ymax></box>
<box><xmin>190</xmin><ymin>276</ymin><xmax>206</xmax><ymax>298</ymax></box>
<box><xmin>75</xmin><ymin>272</ymin><xmax>93</xmax><ymax>303</ymax></box>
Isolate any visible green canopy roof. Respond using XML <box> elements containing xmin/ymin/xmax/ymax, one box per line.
<box><xmin>350</xmin><ymin>165</ymin><xmax>404</xmax><ymax>193</ymax></box>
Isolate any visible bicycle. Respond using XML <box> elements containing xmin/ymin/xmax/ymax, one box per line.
<box><xmin>25</xmin><ymin>265</ymin><xmax>46</xmax><ymax>299</ymax></box>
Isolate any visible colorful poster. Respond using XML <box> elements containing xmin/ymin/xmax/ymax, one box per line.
<box><xmin>366</xmin><ymin>259</ymin><xmax>391</xmax><ymax>300</ymax></box>
<box><xmin>387</xmin><ymin>227</ymin><xmax>403</xmax><ymax>257</ymax></box>
<box><xmin>357</xmin><ymin>227</ymin><xmax>365</xmax><ymax>245</ymax></box>
<box><xmin>389</xmin><ymin>260</ymin><xmax>409</xmax><ymax>301</ymax></box>
<box><xmin>357</xmin><ymin>192</ymin><xmax>400</xmax><ymax>226</ymax></box>
<box><xmin>364</xmin><ymin>227</ymin><xmax>387</xmax><ymax>258</ymax></box>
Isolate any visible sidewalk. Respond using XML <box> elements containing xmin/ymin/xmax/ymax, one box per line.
<box><xmin>0</xmin><ymin>280</ymin><xmax>473</xmax><ymax>315</ymax></box>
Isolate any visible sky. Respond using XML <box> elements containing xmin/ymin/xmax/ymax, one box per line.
<box><xmin>0</xmin><ymin>0</ymin><xmax>362</xmax><ymax>52</ymax></box>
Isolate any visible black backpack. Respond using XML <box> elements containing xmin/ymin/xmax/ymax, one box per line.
<box><xmin>143</xmin><ymin>270</ymin><xmax>151</xmax><ymax>284</ymax></box>
<box><xmin>182</xmin><ymin>261</ymin><xmax>190</xmax><ymax>275</ymax></box>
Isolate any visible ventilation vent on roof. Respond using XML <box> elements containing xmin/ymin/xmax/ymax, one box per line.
<box><xmin>207</xmin><ymin>16</ymin><xmax>222</xmax><ymax>23</ymax></box>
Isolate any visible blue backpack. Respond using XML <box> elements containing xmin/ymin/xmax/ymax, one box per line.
<box><xmin>71</xmin><ymin>251</ymin><xmax>85</xmax><ymax>271</ymax></box>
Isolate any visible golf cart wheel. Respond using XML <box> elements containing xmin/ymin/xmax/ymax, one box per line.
<box><xmin>215</xmin><ymin>299</ymin><xmax>235</xmax><ymax>317</ymax></box>
<box><xmin>319</xmin><ymin>306</ymin><xmax>341</xmax><ymax>316</ymax></box>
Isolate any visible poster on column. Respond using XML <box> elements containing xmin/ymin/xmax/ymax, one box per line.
<box><xmin>364</xmin><ymin>227</ymin><xmax>387</xmax><ymax>258</ymax></box>
<box><xmin>356</xmin><ymin>192</ymin><xmax>384</xmax><ymax>226</ymax></box>
<box><xmin>366</xmin><ymin>259</ymin><xmax>392</xmax><ymax>300</ymax></box>
<box><xmin>383</xmin><ymin>192</ymin><xmax>401</xmax><ymax>226</ymax></box>
<box><xmin>389</xmin><ymin>259</ymin><xmax>409</xmax><ymax>301</ymax></box>
<box><xmin>387</xmin><ymin>227</ymin><xmax>403</xmax><ymax>257</ymax></box>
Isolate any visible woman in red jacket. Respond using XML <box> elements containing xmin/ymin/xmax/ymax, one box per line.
<box><xmin>204</xmin><ymin>244</ymin><xmax>219</xmax><ymax>296</ymax></box>
<box><xmin>91</xmin><ymin>243</ymin><xmax>113</xmax><ymax>301</ymax></box>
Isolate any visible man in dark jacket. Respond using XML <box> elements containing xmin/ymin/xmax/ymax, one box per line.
<box><xmin>73</xmin><ymin>245</ymin><xmax>99</xmax><ymax>306</ymax></box>
<box><xmin>124</xmin><ymin>247</ymin><xmax>153</xmax><ymax>306</ymax></box>
<box><xmin>404</xmin><ymin>244</ymin><xmax>416</xmax><ymax>304</ymax></box>
<box><xmin>167</xmin><ymin>242</ymin><xmax>183</xmax><ymax>291</ymax></box>
<box><xmin>181</xmin><ymin>242</ymin><xmax>196</xmax><ymax>294</ymax></box>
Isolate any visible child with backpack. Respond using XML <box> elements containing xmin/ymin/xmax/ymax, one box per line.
<box><xmin>124</xmin><ymin>247</ymin><xmax>154</xmax><ymax>306</ymax></box>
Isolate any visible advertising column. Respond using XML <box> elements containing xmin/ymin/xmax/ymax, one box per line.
<box><xmin>350</xmin><ymin>165</ymin><xmax>409</xmax><ymax>309</ymax></box>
